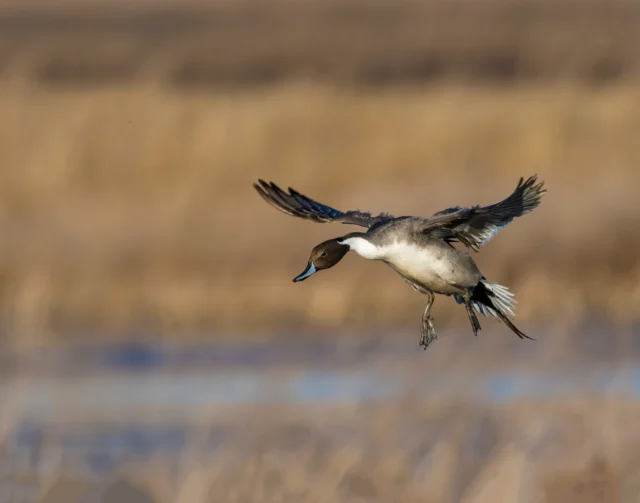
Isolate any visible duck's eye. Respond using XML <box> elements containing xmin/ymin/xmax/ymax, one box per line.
<box><xmin>321</xmin><ymin>252</ymin><xmax>327</xmax><ymax>257</ymax></box>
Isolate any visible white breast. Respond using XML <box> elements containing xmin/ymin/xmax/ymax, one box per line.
<box><xmin>381</xmin><ymin>241</ymin><xmax>432</xmax><ymax>275</ymax></box>
<box><xmin>381</xmin><ymin>240</ymin><xmax>457</xmax><ymax>284</ymax></box>
<box><xmin>340</xmin><ymin>237</ymin><xmax>474</xmax><ymax>294</ymax></box>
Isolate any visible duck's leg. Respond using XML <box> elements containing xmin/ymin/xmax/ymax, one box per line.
<box><xmin>462</xmin><ymin>289</ymin><xmax>482</xmax><ymax>336</ymax></box>
<box><xmin>420</xmin><ymin>291</ymin><xmax>437</xmax><ymax>350</ymax></box>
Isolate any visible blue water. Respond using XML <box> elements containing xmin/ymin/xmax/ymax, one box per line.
<box><xmin>5</xmin><ymin>365</ymin><xmax>640</xmax><ymax>416</ymax></box>
<box><xmin>6</xmin><ymin>337</ymin><xmax>640</xmax><ymax>412</ymax></box>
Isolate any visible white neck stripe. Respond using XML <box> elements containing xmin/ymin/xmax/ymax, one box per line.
<box><xmin>339</xmin><ymin>237</ymin><xmax>380</xmax><ymax>260</ymax></box>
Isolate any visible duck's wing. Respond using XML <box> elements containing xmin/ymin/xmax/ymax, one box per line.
<box><xmin>420</xmin><ymin>175</ymin><xmax>546</xmax><ymax>251</ymax></box>
<box><xmin>253</xmin><ymin>180</ymin><xmax>393</xmax><ymax>228</ymax></box>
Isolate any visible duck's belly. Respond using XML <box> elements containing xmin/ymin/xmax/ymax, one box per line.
<box><xmin>383</xmin><ymin>241</ymin><xmax>481</xmax><ymax>295</ymax></box>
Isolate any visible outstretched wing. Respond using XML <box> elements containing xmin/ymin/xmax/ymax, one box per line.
<box><xmin>253</xmin><ymin>179</ymin><xmax>393</xmax><ymax>228</ymax></box>
<box><xmin>421</xmin><ymin>175</ymin><xmax>546</xmax><ymax>251</ymax></box>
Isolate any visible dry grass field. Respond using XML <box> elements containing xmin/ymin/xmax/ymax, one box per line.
<box><xmin>0</xmin><ymin>82</ymin><xmax>639</xmax><ymax>345</ymax></box>
<box><xmin>0</xmin><ymin>0</ymin><xmax>637</xmax><ymax>345</ymax></box>
<box><xmin>1</xmin><ymin>0</ymin><xmax>639</xmax><ymax>87</ymax></box>
<box><xmin>0</xmin><ymin>2</ymin><xmax>639</xmax><ymax>502</ymax></box>
<box><xmin>6</xmin><ymin>392</ymin><xmax>640</xmax><ymax>503</ymax></box>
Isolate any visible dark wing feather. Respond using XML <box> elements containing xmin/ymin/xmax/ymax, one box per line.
<box><xmin>421</xmin><ymin>175</ymin><xmax>546</xmax><ymax>251</ymax></box>
<box><xmin>253</xmin><ymin>179</ymin><xmax>393</xmax><ymax>228</ymax></box>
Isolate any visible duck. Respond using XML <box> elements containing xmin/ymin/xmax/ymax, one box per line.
<box><xmin>253</xmin><ymin>175</ymin><xmax>546</xmax><ymax>349</ymax></box>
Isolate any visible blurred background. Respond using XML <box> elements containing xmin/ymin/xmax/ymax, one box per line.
<box><xmin>0</xmin><ymin>0</ymin><xmax>639</xmax><ymax>501</ymax></box>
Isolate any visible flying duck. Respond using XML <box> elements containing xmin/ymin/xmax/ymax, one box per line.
<box><xmin>253</xmin><ymin>176</ymin><xmax>546</xmax><ymax>349</ymax></box>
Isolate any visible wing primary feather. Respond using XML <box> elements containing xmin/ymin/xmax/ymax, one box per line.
<box><xmin>253</xmin><ymin>179</ymin><xmax>393</xmax><ymax>228</ymax></box>
<box><xmin>421</xmin><ymin>175</ymin><xmax>546</xmax><ymax>249</ymax></box>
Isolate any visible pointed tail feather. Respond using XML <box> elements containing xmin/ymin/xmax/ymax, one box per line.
<box><xmin>494</xmin><ymin>309</ymin><xmax>533</xmax><ymax>340</ymax></box>
<box><xmin>458</xmin><ymin>279</ymin><xmax>534</xmax><ymax>340</ymax></box>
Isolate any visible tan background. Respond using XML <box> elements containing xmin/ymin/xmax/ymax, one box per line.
<box><xmin>0</xmin><ymin>1</ymin><xmax>640</xmax><ymax>502</ymax></box>
<box><xmin>0</xmin><ymin>0</ymin><xmax>639</xmax><ymax>348</ymax></box>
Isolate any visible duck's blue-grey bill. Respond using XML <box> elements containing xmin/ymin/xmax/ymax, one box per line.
<box><xmin>293</xmin><ymin>262</ymin><xmax>316</xmax><ymax>282</ymax></box>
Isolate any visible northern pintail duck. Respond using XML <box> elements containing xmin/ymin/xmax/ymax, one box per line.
<box><xmin>254</xmin><ymin>176</ymin><xmax>546</xmax><ymax>349</ymax></box>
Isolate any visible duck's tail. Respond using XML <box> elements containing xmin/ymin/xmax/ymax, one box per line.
<box><xmin>455</xmin><ymin>278</ymin><xmax>533</xmax><ymax>340</ymax></box>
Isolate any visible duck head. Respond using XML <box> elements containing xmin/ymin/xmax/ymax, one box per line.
<box><xmin>293</xmin><ymin>238</ymin><xmax>350</xmax><ymax>282</ymax></box>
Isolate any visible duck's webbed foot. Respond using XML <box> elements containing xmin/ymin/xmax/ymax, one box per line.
<box><xmin>420</xmin><ymin>315</ymin><xmax>437</xmax><ymax>350</ymax></box>
<box><xmin>419</xmin><ymin>291</ymin><xmax>437</xmax><ymax>350</ymax></box>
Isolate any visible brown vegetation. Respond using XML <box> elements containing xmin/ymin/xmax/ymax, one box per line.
<box><xmin>11</xmin><ymin>398</ymin><xmax>639</xmax><ymax>502</ymax></box>
<box><xmin>0</xmin><ymin>3</ymin><xmax>637</xmax><ymax>503</ymax></box>
<box><xmin>0</xmin><ymin>81</ymin><xmax>640</xmax><ymax>346</ymax></box>
<box><xmin>1</xmin><ymin>82</ymin><xmax>639</xmax><ymax>344</ymax></box>
<box><xmin>0</xmin><ymin>0</ymin><xmax>639</xmax><ymax>87</ymax></box>
<box><xmin>0</xmin><ymin>0</ymin><xmax>639</xmax><ymax>345</ymax></box>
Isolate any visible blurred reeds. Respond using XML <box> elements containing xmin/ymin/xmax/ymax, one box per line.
<box><xmin>0</xmin><ymin>0</ymin><xmax>640</xmax><ymax>503</ymax></box>
<box><xmin>15</xmin><ymin>398</ymin><xmax>640</xmax><ymax>502</ymax></box>
<box><xmin>0</xmin><ymin>4</ymin><xmax>639</xmax><ymax>502</ymax></box>
<box><xmin>0</xmin><ymin>0</ymin><xmax>638</xmax><ymax>345</ymax></box>
<box><xmin>1</xmin><ymin>82</ymin><xmax>639</xmax><ymax>344</ymax></box>
<box><xmin>1</xmin><ymin>0</ymin><xmax>639</xmax><ymax>87</ymax></box>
